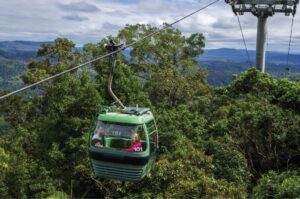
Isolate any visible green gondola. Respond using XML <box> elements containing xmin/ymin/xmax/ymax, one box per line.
<box><xmin>89</xmin><ymin>40</ymin><xmax>159</xmax><ymax>181</ymax></box>
<box><xmin>89</xmin><ymin>107</ymin><xmax>159</xmax><ymax>181</ymax></box>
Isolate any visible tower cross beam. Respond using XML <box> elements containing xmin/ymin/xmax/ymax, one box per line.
<box><xmin>228</xmin><ymin>0</ymin><xmax>297</xmax><ymax>5</ymax></box>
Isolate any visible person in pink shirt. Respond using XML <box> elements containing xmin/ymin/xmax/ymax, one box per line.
<box><xmin>125</xmin><ymin>133</ymin><xmax>143</xmax><ymax>152</ymax></box>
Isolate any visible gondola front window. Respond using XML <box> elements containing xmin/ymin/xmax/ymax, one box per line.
<box><xmin>92</xmin><ymin>121</ymin><xmax>146</xmax><ymax>152</ymax></box>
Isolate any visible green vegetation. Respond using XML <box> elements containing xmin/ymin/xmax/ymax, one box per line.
<box><xmin>0</xmin><ymin>58</ymin><xmax>27</xmax><ymax>90</ymax></box>
<box><xmin>0</xmin><ymin>25</ymin><xmax>300</xmax><ymax>198</ymax></box>
<box><xmin>253</xmin><ymin>171</ymin><xmax>300</xmax><ymax>199</ymax></box>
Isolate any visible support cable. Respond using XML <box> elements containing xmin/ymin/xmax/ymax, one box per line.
<box><xmin>266</xmin><ymin>31</ymin><xmax>269</xmax><ymax>68</ymax></box>
<box><xmin>0</xmin><ymin>0</ymin><xmax>220</xmax><ymax>101</ymax></box>
<box><xmin>236</xmin><ymin>15</ymin><xmax>252</xmax><ymax>67</ymax></box>
<box><xmin>286</xmin><ymin>16</ymin><xmax>295</xmax><ymax>70</ymax></box>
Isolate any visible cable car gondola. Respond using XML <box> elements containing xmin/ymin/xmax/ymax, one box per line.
<box><xmin>89</xmin><ymin>40</ymin><xmax>159</xmax><ymax>181</ymax></box>
<box><xmin>89</xmin><ymin>107</ymin><xmax>158</xmax><ymax>181</ymax></box>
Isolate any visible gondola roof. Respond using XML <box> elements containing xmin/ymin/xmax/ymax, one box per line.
<box><xmin>98</xmin><ymin>107</ymin><xmax>154</xmax><ymax>125</ymax></box>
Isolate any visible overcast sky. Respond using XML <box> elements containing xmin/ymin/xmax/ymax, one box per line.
<box><xmin>0</xmin><ymin>0</ymin><xmax>299</xmax><ymax>52</ymax></box>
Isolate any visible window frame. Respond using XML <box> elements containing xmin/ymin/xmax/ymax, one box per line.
<box><xmin>91</xmin><ymin>121</ymin><xmax>148</xmax><ymax>152</ymax></box>
<box><xmin>146</xmin><ymin>120</ymin><xmax>158</xmax><ymax>155</ymax></box>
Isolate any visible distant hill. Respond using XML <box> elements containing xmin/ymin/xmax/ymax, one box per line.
<box><xmin>0</xmin><ymin>41</ymin><xmax>54</xmax><ymax>52</ymax></box>
<box><xmin>198</xmin><ymin>48</ymin><xmax>300</xmax><ymax>85</ymax></box>
<box><xmin>200</xmin><ymin>48</ymin><xmax>300</xmax><ymax>65</ymax></box>
<box><xmin>0</xmin><ymin>41</ymin><xmax>299</xmax><ymax>90</ymax></box>
<box><xmin>0</xmin><ymin>41</ymin><xmax>55</xmax><ymax>62</ymax></box>
<box><xmin>0</xmin><ymin>41</ymin><xmax>53</xmax><ymax>90</ymax></box>
<box><xmin>0</xmin><ymin>49</ymin><xmax>36</xmax><ymax>61</ymax></box>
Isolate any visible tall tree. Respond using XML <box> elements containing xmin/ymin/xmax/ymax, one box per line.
<box><xmin>2</xmin><ymin>38</ymin><xmax>103</xmax><ymax>198</ymax></box>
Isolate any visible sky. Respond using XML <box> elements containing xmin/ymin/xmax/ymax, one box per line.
<box><xmin>0</xmin><ymin>0</ymin><xmax>299</xmax><ymax>52</ymax></box>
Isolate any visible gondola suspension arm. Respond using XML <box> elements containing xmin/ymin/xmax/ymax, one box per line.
<box><xmin>106</xmin><ymin>40</ymin><xmax>125</xmax><ymax>109</ymax></box>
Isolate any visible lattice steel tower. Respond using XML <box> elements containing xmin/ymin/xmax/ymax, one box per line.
<box><xmin>225</xmin><ymin>0</ymin><xmax>299</xmax><ymax>72</ymax></box>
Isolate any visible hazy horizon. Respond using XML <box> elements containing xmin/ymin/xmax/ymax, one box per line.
<box><xmin>0</xmin><ymin>39</ymin><xmax>299</xmax><ymax>54</ymax></box>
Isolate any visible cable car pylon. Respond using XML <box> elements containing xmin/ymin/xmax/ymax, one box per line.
<box><xmin>225</xmin><ymin>0</ymin><xmax>299</xmax><ymax>73</ymax></box>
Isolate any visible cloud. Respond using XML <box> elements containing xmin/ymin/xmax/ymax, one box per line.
<box><xmin>57</xmin><ymin>2</ymin><xmax>100</xmax><ymax>13</ymax></box>
<box><xmin>103</xmin><ymin>0</ymin><xmax>139</xmax><ymax>4</ymax></box>
<box><xmin>101</xmin><ymin>22</ymin><xmax>122</xmax><ymax>30</ymax></box>
<box><xmin>212</xmin><ymin>20</ymin><xmax>237</xmax><ymax>30</ymax></box>
<box><xmin>137</xmin><ymin>0</ymin><xmax>167</xmax><ymax>12</ymax></box>
<box><xmin>62</xmin><ymin>14</ymin><xmax>88</xmax><ymax>21</ymax></box>
<box><xmin>0</xmin><ymin>0</ymin><xmax>299</xmax><ymax>52</ymax></box>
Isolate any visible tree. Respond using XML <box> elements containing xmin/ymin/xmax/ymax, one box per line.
<box><xmin>118</xmin><ymin>24</ymin><xmax>205</xmax><ymax>73</ymax></box>
<box><xmin>209</xmin><ymin>69</ymin><xmax>300</xmax><ymax>180</ymax></box>
<box><xmin>84</xmin><ymin>38</ymin><xmax>151</xmax><ymax>108</ymax></box>
<box><xmin>145</xmin><ymin>67</ymin><xmax>209</xmax><ymax>108</ymax></box>
<box><xmin>22</xmin><ymin>38</ymin><xmax>82</xmax><ymax>86</ymax></box>
<box><xmin>2</xmin><ymin>24</ymin><xmax>300</xmax><ymax>198</ymax></box>
<box><xmin>0</xmin><ymin>127</ymin><xmax>57</xmax><ymax>198</ymax></box>
<box><xmin>120</xmin><ymin>138</ymin><xmax>247</xmax><ymax>198</ymax></box>
<box><xmin>253</xmin><ymin>170</ymin><xmax>300</xmax><ymax>199</ymax></box>
<box><xmin>2</xmin><ymin>38</ymin><xmax>103</xmax><ymax>198</ymax></box>
<box><xmin>0</xmin><ymin>147</ymin><xmax>9</xmax><ymax>198</ymax></box>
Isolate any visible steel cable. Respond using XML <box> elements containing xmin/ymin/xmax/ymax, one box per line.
<box><xmin>0</xmin><ymin>0</ymin><xmax>220</xmax><ymax>100</ymax></box>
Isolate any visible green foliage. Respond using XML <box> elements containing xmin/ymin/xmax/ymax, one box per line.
<box><xmin>229</xmin><ymin>67</ymin><xmax>300</xmax><ymax>113</ymax></box>
<box><xmin>0</xmin><ymin>116</ymin><xmax>10</xmax><ymax>135</ymax></box>
<box><xmin>229</xmin><ymin>99</ymin><xmax>299</xmax><ymax>172</ymax></box>
<box><xmin>1</xmin><ymin>38</ymin><xmax>103</xmax><ymax>198</ymax></box>
<box><xmin>253</xmin><ymin>170</ymin><xmax>300</xmax><ymax>199</ymax></box>
<box><xmin>84</xmin><ymin>39</ymin><xmax>151</xmax><ymax>108</ymax></box>
<box><xmin>0</xmin><ymin>147</ymin><xmax>9</xmax><ymax>171</ymax></box>
<box><xmin>217</xmin><ymin>69</ymin><xmax>300</xmax><ymax>175</ymax></box>
<box><xmin>122</xmin><ymin>139</ymin><xmax>247</xmax><ymax>198</ymax></box>
<box><xmin>1</xmin><ymin>25</ymin><xmax>300</xmax><ymax>198</ymax></box>
<box><xmin>22</xmin><ymin>38</ymin><xmax>82</xmax><ymax>85</ymax></box>
<box><xmin>118</xmin><ymin>24</ymin><xmax>205</xmax><ymax>72</ymax></box>
<box><xmin>0</xmin><ymin>147</ymin><xmax>9</xmax><ymax>197</ymax></box>
<box><xmin>0</xmin><ymin>128</ymin><xmax>57</xmax><ymax>198</ymax></box>
<box><xmin>47</xmin><ymin>191</ymin><xmax>70</xmax><ymax>199</ymax></box>
<box><xmin>275</xmin><ymin>78</ymin><xmax>300</xmax><ymax>113</ymax></box>
<box><xmin>146</xmin><ymin>68</ymin><xmax>209</xmax><ymax>108</ymax></box>
<box><xmin>228</xmin><ymin>68</ymin><xmax>277</xmax><ymax>99</ymax></box>
<box><xmin>156</xmin><ymin>105</ymin><xmax>207</xmax><ymax>151</ymax></box>
<box><xmin>0</xmin><ymin>57</ymin><xmax>27</xmax><ymax>90</ymax></box>
<box><xmin>206</xmin><ymin>136</ymin><xmax>251</xmax><ymax>185</ymax></box>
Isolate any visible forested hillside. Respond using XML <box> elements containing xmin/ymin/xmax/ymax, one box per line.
<box><xmin>0</xmin><ymin>25</ymin><xmax>300</xmax><ymax>198</ymax></box>
<box><xmin>198</xmin><ymin>48</ymin><xmax>300</xmax><ymax>85</ymax></box>
<box><xmin>0</xmin><ymin>41</ymin><xmax>51</xmax><ymax>90</ymax></box>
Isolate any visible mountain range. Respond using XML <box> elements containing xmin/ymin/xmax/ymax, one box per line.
<box><xmin>0</xmin><ymin>41</ymin><xmax>56</xmax><ymax>62</ymax></box>
<box><xmin>0</xmin><ymin>41</ymin><xmax>299</xmax><ymax>90</ymax></box>
<box><xmin>198</xmin><ymin>48</ymin><xmax>299</xmax><ymax>85</ymax></box>
<box><xmin>0</xmin><ymin>41</ymin><xmax>54</xmax><ymax>52</ymax></box>
<box><xmin>199</xmin><ymin>48</ymin><xmax>300</xmax><ymax>65</ymax></box>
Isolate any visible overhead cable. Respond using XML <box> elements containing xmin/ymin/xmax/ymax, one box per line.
<box><xmin>0</xmin><ymin>0</ymin><xmax>220</xmax><ymax>100</ymax></box>
<box><xmin>286</xmin><ymin>16</ymin><xmax>295</xmax><ymax>69</ymax></box>
<box><xmin>236</xmin><ymin>15</ymin><xmax>252</xmax><ymax>67</ymax></box>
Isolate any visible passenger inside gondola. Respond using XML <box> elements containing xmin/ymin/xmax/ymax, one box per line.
<box><xmin>92</xmin><ymin>126</ymin><xmax>105</xmax><ymax>147</ymax></box>
<box><xmin>124</xmin><ymin>132</ymin><xmax>143</xmax><ymax>152</ymax></box>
